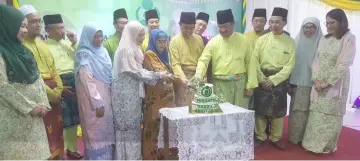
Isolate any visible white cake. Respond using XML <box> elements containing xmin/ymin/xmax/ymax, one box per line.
<box><xmin>189</xmin><ymin>83</ymin><xmax>222</xmax><ymax>114</ymax></box>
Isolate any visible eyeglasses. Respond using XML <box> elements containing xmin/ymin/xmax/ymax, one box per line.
<box><xmin>303</xmin><ymin>26</ymin><xmax>316</xmax><ymax>31</ymax></box>
<box><xmin>28</xmin><ymin>19</ymin><xmax>43</xmax><ymax>25</ymax></box>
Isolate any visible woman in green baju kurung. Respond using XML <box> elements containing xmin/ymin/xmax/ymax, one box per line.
<box><xmin>288</xmin><ymin>17</ymin><xmax>323</xmax><ymax>145</ymax></box>
<box><xmin>0</xmin><ymin>5</ymin><xmax>51</xmax><ymax>159</ymax></box>
<box><xmin>302</xmin><ymin>9</ymin><xmax>356</xmax><ymax>154</ymax></box>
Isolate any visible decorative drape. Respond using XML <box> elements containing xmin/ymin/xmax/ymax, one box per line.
<box><xmin>320</xmin><ymin>0</ymin><xmax>360</xmax><ymax>11</ymax></box>
<box><xmin>241</xmin><ymin>0</ymin><xmax>247</xmax><ymax>33</ymax></box>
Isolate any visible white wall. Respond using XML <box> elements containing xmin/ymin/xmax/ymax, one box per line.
<box><xmin>246</xmin><ymin>0</ymin><xmax>360</xmax><ymax>103</ymax></box>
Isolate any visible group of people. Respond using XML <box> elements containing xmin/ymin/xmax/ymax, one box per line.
<box><xmin>246</xmin><ymin>8</ymin><xmax>356</xmax><ymax>155</ymax></box>
<box><xmin>0</xmin><ymin>2</ymin><xmax>356</xmax><ymax>160</ymax></box>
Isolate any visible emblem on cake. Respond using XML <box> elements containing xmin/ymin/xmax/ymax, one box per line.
<box><xmin>189</xmin><ymin>83</ymin><xmax>223</xmax><ymax>114</ymax></box>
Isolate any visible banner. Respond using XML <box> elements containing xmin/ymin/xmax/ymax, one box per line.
<box><xmin>19</xmin><ymin>0</ymin><xmax>245</xmax><ymax>40</ymax></box>
<box><xmin>320</xmin><ymin>0</ymin><xmax>360</xmax><ymax>11</ymax></box>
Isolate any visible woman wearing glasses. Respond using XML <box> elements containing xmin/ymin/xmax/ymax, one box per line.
<box><xmin>302</xmin><ymin>8</ymin><xmax>356</xmax><ymax>154</ymax></box>
<box><xmin>288</xmin><ymin>17</ymin><xmax>323</xmax><ymax>145</ymax></box>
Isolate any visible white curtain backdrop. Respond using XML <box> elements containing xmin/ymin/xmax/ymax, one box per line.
<box><xmin>246</xmin><ymin>0</ymin><xmax>360</xmax><ymax>103</ymax></box>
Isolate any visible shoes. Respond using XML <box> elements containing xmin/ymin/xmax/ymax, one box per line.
<box><xmin>271</xmin><ymin>141</ymin><xmax>286</xmax><ymax>150</ymax></box>
<box><xmin>66</xmin><ymin>149</ymin><xmax>84</xmax><ymax>160</ymax></box>
<box><xmin>254</xmin><ymin>138</ymin><xmax>265</xmax><ymax>147</ymax></box>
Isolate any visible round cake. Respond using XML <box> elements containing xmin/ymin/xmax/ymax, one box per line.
<box><xmin>190</xmin><ymin>83</ymin><xmax>222</xmax><ymax>114</ymax></box>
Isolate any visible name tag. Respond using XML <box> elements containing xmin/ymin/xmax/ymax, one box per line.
<box><xmin>283</xmin><ymin>51</ymin><xmax>290</xmax><ymax>54</ymax></box>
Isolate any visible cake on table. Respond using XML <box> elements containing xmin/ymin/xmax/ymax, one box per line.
<box><xmin>189</xmin><ymin>83</ymin><xmax>223</xmax><ymax>114</ymax></box>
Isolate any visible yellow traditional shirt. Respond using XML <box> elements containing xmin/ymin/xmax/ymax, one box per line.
<box><xmin>195</xmin><ymin>32</ymin><xmax>257</xmax><ymax>89</ymax></box>
<box><xmin>169</xmin><ymin>33</ymin><xmax>204</xmax><ymax>79</ymax></box>
<box><xmin>141</xmin><ymin>33</ymin><xmax>150</xmax><ymax>53</ymax></box>
<box><xmin>244</xmin><ymin>31</ymin><xmax>262</xmax><ymax>49</ymax></box>
<box><xmin>103</xmin><ymin>33</ymin><xmax>120</xmax><ymax>62</ymax></box>
<box><xmin>45</xmin><ymin>39</ymin><xmax>77</xmax><ymax>75</ymax></box>
<box><xmin>252</xmin><ymin>32</ymin><xmax>296</xmax><ymax>86</ymax></box>
<box><xmin>23</xmin><ymin>37</ymin><xmax>64</xmax><ymax>101</ymax></box>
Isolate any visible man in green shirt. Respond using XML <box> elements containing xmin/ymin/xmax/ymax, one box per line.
<box><xmin>252</xmin><ymin>7</ymin><xmax>295</xmax><ymax>150</ymax></box>
<box><xmin>194</xmin><ymin>9</ymin><xmax>257</xmax><ymax>109</ymax></box>
<box><xmin>103</xmin><ymin>8</ymin><xmax>128</xmax><ymax>61</ymax></box>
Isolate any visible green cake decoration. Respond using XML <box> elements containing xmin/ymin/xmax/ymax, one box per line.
<box><xmin>188</xmin><ymin>77</ymin><xmax>223</xmax><ymax>114</ymax></box>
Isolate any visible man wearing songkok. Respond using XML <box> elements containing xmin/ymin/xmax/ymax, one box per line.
<box><xmin>141</xmin><ymin>9</ymin><xmax>160</xmax><ymax>53</ymax></box>
<box><xmin>195</xmin><ymin>12</ymin><xmax>210</xmax><ymax>45</ymax></box>
<box><xmin>194</xmin><ymin>9</ymin><xmax>257</xmax><ymax>109</ymax></box>
<box><xmin>19</xmin><ymin>4</ymin><xmax>65</xmax><ymax>159</ymax></box>
<box><xmin>104</xmin><ymin>8</ymin><xmax>128</xmax><ymax>61</ymax></box>
<box><xmin>245</xmin><ymin>8</ymin><xmax>267</xmax><ymax>49</ymax></box>
<box><xmin>195</xmin><ymin>12</ymin><xmax>213</xmax><ymax>83</ymax></box>
<box><xmin>252</xmin><ymin>7</ymin><xmax>295</xmax><ymax>150</ymax></box>
<box><xmin>169</xmin><ymin>12</ymin><xmax>204</xmax><ymax>106</ymax></box>
<box><xmin>43</xmin><ymin>14</ymin><xmax>83</xmax><ymax>159</ymax></box>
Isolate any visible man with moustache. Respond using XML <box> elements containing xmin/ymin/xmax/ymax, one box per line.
<box><xmin>104</xmin><ymin>8</ymin><xmax>128</xmax><ymax>61</ymax></box>
<box><xmin>252</xmin><ymin>7</ymin><xmax>295</xmax><ymax>150</ymax></box>
<box><xmin>194</xmin><ymin>9</ymin><xmax>257</xmax><ymax>109</ymax></box>
<box><xmin>19</xmin><ymin>4</ymin><xmax>65</xmax><ymax>159</ymax></box>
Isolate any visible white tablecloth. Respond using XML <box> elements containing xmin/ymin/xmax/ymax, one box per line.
<box><xmin>158</xmin><ymin>102</ymin><xmax>255</xmax><ymax>160</ymax></box>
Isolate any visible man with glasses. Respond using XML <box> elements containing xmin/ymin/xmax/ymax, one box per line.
<box><xmin>43</xmin><ymin>14</ymin><xmax>83</xmax><ymax>159</ymax></box>
<box><xmin>20</xmin><ymin>4</ymin><xmax>65</xmax><ymax>159</ymax></box>
<box><xmin>194</xmin><ymin>9</ymin><xmax>257</xmax><ymax>109</ymax></box>
<box><xmin>169</xmin><ymin>12</ymin><xmax>204</xmax><ymax>107</ymax></box>
<box><xmin>104</xmin><ymin>8</ymin><xmax>128</xmax><ymax>61</ymax></box>
<box><xmin>252</xmin><ymin>7</ymin><xmax>295</xmax><ymax>150</ymax></box>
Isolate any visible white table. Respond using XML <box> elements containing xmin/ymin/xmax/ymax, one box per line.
<box><xmin>158</xmin><ymin>102</ymin><xmax>255</xmax><ymax>160</ymax></box>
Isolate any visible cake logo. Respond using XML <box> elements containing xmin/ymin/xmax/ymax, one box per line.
<box><xmin>201</xmin><ymin>86</ymin><xmax>212</xmax><ymax>97</ymax></box>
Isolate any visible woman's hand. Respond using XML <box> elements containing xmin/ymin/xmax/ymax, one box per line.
<box><xmin>159</xmin><ymin>72</ymin><xmax>173</xmax><ymax>82</ymax></box>
<box><xmin>30</xmin><ymin>105</ymin><xmax>49</xmax><ymax>117</ymax></box>
<box><xmin>96</xmin><ymin>107</ymin><xmax>105</xmax><ymax>118</ymax></box>
<box><xmin>320</xmin><ymin>81</ymin><xmax>330</xmax><ymax>89</ymax></box>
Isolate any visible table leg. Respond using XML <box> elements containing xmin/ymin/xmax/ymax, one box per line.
<box><xmin>163</xmin><ymin>116</ymin><xmax>170</xmax><ymax>160</ymax></box>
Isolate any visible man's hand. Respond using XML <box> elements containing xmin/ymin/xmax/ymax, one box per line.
<box><xmin>62</xmin><ymin>86</ymin><xmax>74</xmax><ymax>97</ymax></box>
<box><xmin>260</xmin><ymin>78</ymin><xmax>273</xmax><ymax>91</ymax></box>
<box><xmin>96</xmin><ymin>107</ymin><xmax>105</xmax><ymax>118</ymax></box>
<box><xmin>66</xmin><ymin>30</ymin><xmax>77</xmax><ymax>45</ymax></box>
<box><xmin>245</xmin><ymin>89</ymin><xmax>253</xmax><ymax>97</ymax></box>
<box><xmin>181</xmin><ymin>78</ymin><xmax>189</xmax><ymax>87</ymax></box>
<box><xmin>45</xmin><ymin>79</ymin><xmax>57</xmax><ymax>89</ymax></box>
<box><xmin>49</xmin><ymin>96</ymin><xmax>61</xmax><ymax>105</ymax></box>
<box><xmin>264</xmin><ymin>79</ymin><xmax>274</xmax><ymax>87</ymax></box>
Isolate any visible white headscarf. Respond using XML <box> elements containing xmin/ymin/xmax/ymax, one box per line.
<box><xmin>19</xmin><ymin>4</ymin><xmax>37</xmax><ymax>16</ymax></box>
<box><xmin>113</xmin><ymin>21</ymin><xmax>144</xmax><ymax>78</ymax></box>
<box><xmin>289</xmin><ymin>17</ymin><xmax>323</xmax><ymax>87</ymax></box>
